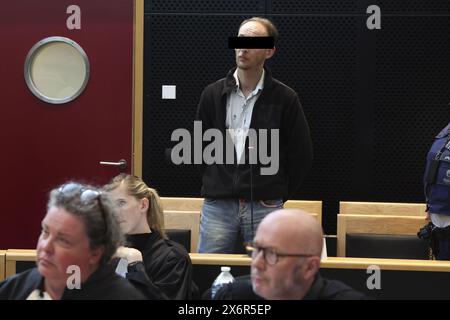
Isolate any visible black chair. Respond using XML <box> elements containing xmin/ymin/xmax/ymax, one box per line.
<box><xmin>165</xmin><ymin>229</ymin><xmax>191</xmax><ymax>252</ymax></box>
<box><xmin>337</xmin><ymin>214</ymin><xmax>429</xmax><ymax>258</ymax></box>
<box><xmin>346</xmin><ymin>234</ymin><xmax>430</xmax><ymax>259</ymax></box>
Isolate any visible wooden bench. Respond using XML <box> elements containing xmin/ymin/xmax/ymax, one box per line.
<box><xmin>4</xmin><ymin>249</ymin><xmax>36</xmax><ymax>278</ymax></box>
<box><xmin>284</xmin><ymin>200</ymin><xmax>322</xmax><ymax>225</ymax></box>
<box><xmin>163</xmin><ymin>210</ymin><xmax>200</xmax><ymax>253</ymax></box>
<box><xmin>339</xmin><ymin>201</ymin><xmax>427</xmax><ymax>216</ymax></box>
<box><xmin>0</xmin><ymin>250</ymin><xmax>5</xmax><ymax>281</ymax></box>
<box><xmin>160</xmin><ymin>197</ymin><xmax>204</xmax><ymax>212</ymax></box>
<box><xmin>6</xmin><ymin>250</ymin><xmax>450</xmax><ymax>299</ymax></box>
<box><xmin>188</xmin><ymin>253</ymin><xmax>450</xmax><ymax>272</ymax></box>
<box><xmin>336</xmin><ymin>214</ymin><xmax>428</xmax><ymax>258</ymax></box>
<box><xmin>188</xmin><ymin>253</ymin><xmax>450</xmax><ymax>299</ymax></box>
<box><xmin>162</xmin><ymin>197</ymin><xmax>322</xmax><ymax>219</ymax></box>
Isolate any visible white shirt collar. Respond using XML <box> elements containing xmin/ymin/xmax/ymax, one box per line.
<box><xmin>233</xmin><ymin>69</ymin><xmax>265</xmax><ymax>95</ymax></box>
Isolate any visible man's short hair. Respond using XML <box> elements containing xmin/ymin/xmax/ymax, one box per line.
<box><xmin>239</xmin><ymin>17</ymin><xmax>279</xmax><ymax>43</ymax></box>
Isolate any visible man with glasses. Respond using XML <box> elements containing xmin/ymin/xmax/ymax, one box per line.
<box><xmin>213</xmin><ymin>209</ymin><xmax>367</xmax><ymax>300</ymax></box>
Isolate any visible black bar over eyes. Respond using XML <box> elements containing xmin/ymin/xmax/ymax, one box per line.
<box><xmin>228</xmin><ymin>36</ymin><xmax>274</xmax><ymax>49</ymax></box>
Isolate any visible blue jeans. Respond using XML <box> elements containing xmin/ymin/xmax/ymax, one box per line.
<box><xmin>197</xmin><ymin>198</ymin><xmax>283</xmax><ymax>253</ymax></box>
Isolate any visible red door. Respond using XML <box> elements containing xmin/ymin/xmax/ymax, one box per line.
<box><xmin>0</xmin><ymin>0</ymin><xmax>137</xmax><ymax>248</ymax></box>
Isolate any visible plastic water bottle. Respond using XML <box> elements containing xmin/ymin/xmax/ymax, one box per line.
<box><xmin>211</xmin><ymin>266</ymin><xmax>234</xmax><ymax>299</ymax></box>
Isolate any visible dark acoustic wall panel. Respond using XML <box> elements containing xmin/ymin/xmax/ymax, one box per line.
<box><xmin>268</xmin><ymin>0</ymin><xmax>450</xmax><ymax>14</ymax></box>
<box><xmin>267</xmin><ymin>15</ymin><xmax>358</xmax><ymax>233</ymax></box>
<box><xmin>269</xmin><ymin>0</ymin><xmax>357</xmax><ymax>13</ymax></box>
<box><xmin>372</xmin><ymin>16</ymin><xmax>450</xmax><ymax>202</ymax></box>
<box><xmin>374</xmin><ymin>1</ymin><xmax>450</xmax><ymax>13</ymax></box>
<box><xmin>145</xmin><ymin>0</ymin><xmax>264</xmax><ymax>13</ymax></box>
<box><xmin>143</xmin><ymin>0</ymin><xmax>450</xmax><ymax>235</ymax></box>
<box><xmin>143</xmin><ymin>15</ymin><xmax>249</xmax><ymax>196</ymax></box>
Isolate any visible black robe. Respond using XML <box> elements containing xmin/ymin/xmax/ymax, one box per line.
<box><xmin>0</xmin><ymin>265</ymin><xmax>146</xmax><ymax>300</ymax></box>
<box><xmin>124</xmin><ymin>231</ymin><xmax>197</xmax><ymax>300</ymax></box>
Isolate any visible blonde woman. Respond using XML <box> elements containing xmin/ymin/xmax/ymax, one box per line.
<box><xmin>104</xmin><ymin>174</ymin><xmax>196</xmax><ymax>300</ymax></box>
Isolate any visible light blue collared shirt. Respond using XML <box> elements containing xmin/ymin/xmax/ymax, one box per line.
<box><xmin>225</xmin><ymin>69</ymin><xmax>265</xmax><ymax>163</ymax></box>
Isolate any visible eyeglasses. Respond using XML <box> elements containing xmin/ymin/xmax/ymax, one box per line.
<box><xmin>246</xmin><ymin>243</ymin><xmax>314</xmax><ymax>266</ymax></box>
<box><xmin>58</xmin><ymin>183</ymin><xmax>108</xmax><ymax>236</ymax></box>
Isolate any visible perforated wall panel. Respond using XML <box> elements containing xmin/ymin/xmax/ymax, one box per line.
<box><xmin>145</xmin><ymin>0</ymin><xmax>264</xmax><ymax>13</ymax></box>
<box><xmin>269</xmin><ymin>0</ymin><xmax>357</xmax><ymax>13</ymax></box>
<box><xmin>268</xmin><ymin>15</ymin><xmax>358</xmax><ymax>232</ymax></box>
<box><xmin>143</xmin><ymin>14</ymin><xmax>248</xmax><ymax>195</ymax></box>
<box><xmin>372</xmin><ymin>16</ymin><xmax>450</xmax><ymax>202</ymax></box>
<box><xmin>143</xmin><ymin>0</ymin><xmax>450</xmax><ymax>234</ymax></box>
<box><xmin>374</xmin><ymin>1</ymin><xmax>450</xmax><ymax>13</ymax></box>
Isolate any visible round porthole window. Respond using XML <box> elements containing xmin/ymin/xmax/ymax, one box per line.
<box><xmin>24</xmin><ymin>36</ymin><xmax>90</xmax><ymax>104</ymax></box>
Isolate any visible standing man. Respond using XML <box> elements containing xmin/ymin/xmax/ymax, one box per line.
<box><xmin>196</xmin><ymin>17</ymin><xmax>313</xmax><ymax>253</ymax></box>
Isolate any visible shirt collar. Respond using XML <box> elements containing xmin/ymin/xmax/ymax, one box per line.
<box><xmin>233</xmin><ymin>69</ymin><xmax>265</xmax><ymax>95</ymax></box>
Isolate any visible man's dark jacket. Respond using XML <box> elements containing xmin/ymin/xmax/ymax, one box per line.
<box><xmin>213</xmin><ymin>274</ymin><xmax>370</xmax><ymax>300</ymax></box>
<box><xmin>196</xmin><ymin>67</ymin><xmax>313</xmax><ymax>201</ymax></box>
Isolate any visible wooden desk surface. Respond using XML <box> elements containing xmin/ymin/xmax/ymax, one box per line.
<box><xmin>6</xmin><ymin>249</ymin><xmax>37</xmax><ymax>261</ymax></box>
<box><xmin>189</xmin><ymin>253</ymin><xmax>251</xmax><ymax>266</ymax></box>
<box><xmin>4</xmin><ymin>250</ymin><xmax>450</xmax><ymax>274</ymax></box>
<box><xmin>321</xmin><ymin>257</ymin><xmax>450</xmax><ymax>272</ymax></box>
<box><xmin>189</xmin><ymin>253</ymin><xmax>450</xmax><ymax>272</ymax></box>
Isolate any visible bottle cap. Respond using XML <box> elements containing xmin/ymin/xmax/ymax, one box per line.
<box><xmin>221</xmin><ymin>266</ymin><xmax>231</xmax><ymax>272</ymax></box>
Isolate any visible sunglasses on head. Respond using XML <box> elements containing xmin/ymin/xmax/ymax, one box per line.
<box><xmin>58</xmin><ymin>183</ymin><xmax>108</xmax><ymax>236</ymax></box>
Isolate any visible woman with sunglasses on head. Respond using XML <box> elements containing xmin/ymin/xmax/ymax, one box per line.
<box><xmin>0</xmin><ymin>182</ymin><xmax>145</xmax><ymax>300</ymax></box>
<box><xmin>104</xmin><ymin>174</ymin><xmax>197</xmax><ymax>300</ymax></box>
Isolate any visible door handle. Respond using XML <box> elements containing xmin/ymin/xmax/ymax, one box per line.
<box><xmin>99</xmin><ymin>159</ymin><xmax>127</xmax><ymax>170</ymax></box>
